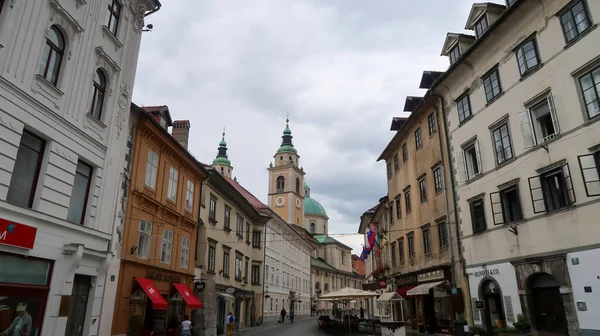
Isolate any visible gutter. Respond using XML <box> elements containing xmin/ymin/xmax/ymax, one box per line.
<box><xmin>144</xmin><ymin>0</ymin><xmax>161</xmax><ymax>17</ymax></box>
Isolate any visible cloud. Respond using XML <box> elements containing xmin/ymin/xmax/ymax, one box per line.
<box><xmin>134</xmin><ymin>0</ymin><xmax>500</xmax><ymax>242</ymax></box>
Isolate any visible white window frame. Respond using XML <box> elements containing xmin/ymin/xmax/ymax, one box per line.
<box><xmin>185</xmin><ymin>180</ymin><xmax>194</xmax><ymax>212</ymax></box>
<box><xmin>235</xmin><ymin>254</ymin><xmax>243</xmax><ymax>280</ymax></box>
<box><xmin>161</xmin><ymin>230</ymin><xmax>173</xmax><ymax>264</ymax></box>
<box><xmin>180</xmin><ymin>237</ymin><xmax>190</xmax><ymax>269</ymax></box>
<box><xmin>457</xmin><ymin>140</ymin><xmax>483</xmax><ymax>183</ymax></box>
<box><xmin>145</xmin><ymin>150</ymin><xmax>158</xmax><ymax>189</ymax></box>
<box><xmin>167</xmin><ymin>166</ymin><xmax>178</xmax><ymax>201</ymax></box>
<box><xmin>137</xmin><ymin>220</ymin><xmax>152</xmax><ymax>258</ymax></box>
<box><xmin>518</xmin><ymin>92</ymin><xmax>560</xmax><ymax>148</ymax></box>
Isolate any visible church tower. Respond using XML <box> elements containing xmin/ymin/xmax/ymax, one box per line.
<box><xmin>267</xmin><ymin>118</ymin><xmax>305</xmax><ymax>226</ymax></box>
<box><xmin>212</xmin><ymin>131</ymin><xmax>233</xmax><ymax>178</ymax></box>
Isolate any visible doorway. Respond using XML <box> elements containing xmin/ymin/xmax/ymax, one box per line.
<box><xmin>481</xmin><ymin>280</ymin><xmax>505</xmax><ymax>331</ymax></box>
<box><xmin>65</xmin><ymin>274</ymin><xmax>92</xmax><ymax>336</ymax></box>
<box><xmin>529</xmin><ymin>273</ymin><xmax>567</xmax><ymax>334</ymax></box>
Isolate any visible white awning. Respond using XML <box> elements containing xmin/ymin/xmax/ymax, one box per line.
<box><xmin>406</xmin><ymin>281</ymin><xmax>445</xmax><ymax>296</ymax></box>
<box><xmin>377</xmin><ymin>292</ymin><xmax>404</xmax><ymax>302</ymax></box>
<box><xmin>218</xmin><ymin>293</ymin><xmax>235</xmax><ymax>300</ymax></box>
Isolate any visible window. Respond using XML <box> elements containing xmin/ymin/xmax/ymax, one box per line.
<box><xmin>393</xmin><ymin>153</ymin><xmax>399</xmax><ymax>171</ymax></box>
<box><xmin>515</xmin><ymin>38</ymin><xmax>540</xmax><ymax>76</ymax></box>
<box><xmin>90</xmin><ymin>69</ymin><xmax>106</xmax><ymax>119</ymax></box>
<box><xmin>407</xmin><ymin>233</ymin><xmax>415</xmax><ymax>259</ymax></box>
<box><xmin>160</xmin><ymin>230</ymin><xmax>173</xmax><ymax>264</ymax></box>
<box><xmin>390</xmin><ymin>242</ymin><xmax>397</xmax><ymax>267</ymax></box>
<box><xmin>422</xmin><ymin>227</ymin><xmax>431</xmax><ymax>255</ymax></box>
<box><xmin>244</xmin><ymin>258</ymin><xmax>249</xmax><ymax>282</ymax></box>
<box><xmin>474</xmin><ymin>16</ymin><xmax>489</xmax><ymax>38</ymax></box>
<box><xmin>404</xmin><ymin>188</ymin><xmax>412</xmax><ymax>213</ymax></box>
<box><xmin>395</xmin><ymin>198</ymin><xmax>401</xmax><ymax>219</ymax></box>
<box><xmin>428</xmin><ymin>113</ymin><xmax>437</xmax><ymax>135</ymax></box>
<box><xmin>237</xmin><ymin>215</ymin><xmax>244</xmax><ymax>237</ymax></box>
<box><xmin>224</xmin><ymin>206</ymin><xmax>231</xmax><ymax>229</ymax></box>
<box><xmin>402</xmin><ymin>143</ymin><xmax>408</xmax><ymax>162</ymax></box>
<box><xmin>295</xmin><ymin>178</ymin><xmax>300</xmax><ymax>193</ymax></box>
<box><xmin>398</xmin><ymin>238</ymin><xmax>405</xmax><ymax>264</ymax></box>
<box><xmin>415</xmin><ymin>128</ymin><xmax>422</xmax><ymax>149</ymax></box>
<box><xmin>388</xmin><ymin>206</ymin><xmax>393</xmax><ymax>224</ymax></box>
<box><xmin>105</xmin><ymin>0</ymin><xmax>121</xmax><ymax>35</ymax></box>
<box><xmin>137</xmin><ymin>220</ymin><xmax>152</xmax><ymax>258</ymax></box>
<box><xmin>7</xmin><ymin>131</ymin><xmax>45</xmax><ymax>208</ymax></box>
<box><xmin>208</xmin><ymin>244</ymin><xmax>216</xmax><ymax>272</ymax></box>
<box><xmin>167</xmin><ymin>166</ymin><xmax>178</xmax><ymax>201</ymax></box>
<box><xmin>223</xmin><ymin>250</ymin><xmax>230</xmax><ymax>277</ymax></box>
<box><xmin>519</xmin><ymin>92</ymin><xmax>559</xmax><ymax>147</ymax></box>
<box><xmin>490</xmin><ymin>185</ymin><xmax>523</xmax><ymax>225</ymax></box>
<box><xmin>207</xmin><ymin>197</ymin><xmax>217</xmax><ymax>221</ymax></box>
<box><xmin>459</xmin><ymin>141</ymin><xmax>483</xmax><ymax>181</ymax></box>
<box><xmin>387</xmin><ymin>162</ymin><xmax>392</xmax><ymax>180</ymax></box>
<box><xmin>39</xmin><ymin>26</ymin><xmax>65</xmax><ymax>86</ymax></box>
<box><xmin>483</xmin><ymin>69</ymin><xmax>502</xmax><ymax>102</ymax></box>
<box><xmin>252</xmin><ymin>265</ymin><xmax>260</xmax><ymax>285</ymax></box>
<box><xmin>67</xmin><ymin>161</ymin><xmax>93</xmax><ymax>224</ymax></box>
<box><xmin>419</xmin><ymin>178</ymin><xmax>427</xmax><ymax>203</ymax></box>
<box><xmin>578</xmin><ymin>65</ymin><xmax>600</xmax><ymax>120</ymax></box>
<box><xmin>529</xmin><ymin>163</ymin><xmax>575</xmax><ymax>213</ymax></box>
<box><xmin>438</xmin><ymin>222</ymin><xmax>448</xmax><ymax>248</ymax></box>
<box><xmin>185</xmin><ymin>180</ymin><xmax>194</xmax><ymax>212</ymax></box>
<box><xmin>469</xmin><ymin>198</ymin><xmax>487</xmax><ymax>233</ymax></box>
<box><xmin>276</xmin><ymin>176</ymin><xmax>285</xmax><ymax>192</ymax></box>
<box><xmin>246</xmin><ymin>223</ymin><xmax>251</xmax><ymax>244</ymax></box>
<box><xmin>560</xmin><ymin>1</ymin><xmax>591</xmax><ymax>43</ymax></box>
<box><xmin>310</xmin><ymin>222</ymin><xmax>316</xmax><ymax>234</ymax></box>
<box><xmin>457</xmin><ymin>94</ymin><xmax>472</xmax><ymax>123</ymax></box>
<box><xmin>449</xmin><ymin>45</ymin><xmax>460</xmax><ymax>64</ymax></box>
<box><xmin>433</xmin><ymin>167</ymin><xmax>443</xmax><ymax>193</ymax></box>
<box><xmin>492</xmin><ymin>123</ymin><xmax>513</xmax><ymax>165</ymax></box>
<box><xmin>145</xmin><ymin>150</ymin><xmax>158</xmax><ymax>189</ymax></box>
<box><xmin>252</xmin><ymin>231</ymin><xmax>261</xmax><ymax>248</ymax></box>
<box><xmin>577</xmin><ymin>153</ymin><xmax>600</xmax><ymax>197</ymax></box>
<box><xmin>181</xmin><ymin>237</ymin><xmax>190</xmax><ymax>269</ymax></box>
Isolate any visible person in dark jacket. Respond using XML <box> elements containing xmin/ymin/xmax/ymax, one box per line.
<box><xmin>280</xmin><ymin>308</ymin><xmax>286</xmax><ymax>323</ymax></box>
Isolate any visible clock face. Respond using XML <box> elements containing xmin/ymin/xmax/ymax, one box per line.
<box><xmin>275</xmin><ymin>196</ymin><xmax>285</xmax><ymax>207</ymax></box>
<box><xmin>296</xmin><ymin>197</ymin><xmax>301</xmax><ymax>208</ymax></box>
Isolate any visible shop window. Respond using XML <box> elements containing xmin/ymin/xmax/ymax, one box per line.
<box><xmin>528</xmin><ymin>163</ymin><xmax>575</xmax><ymax>213</ymax></box>
<box><xmin>137</xmin><ymin>220</ymin><xmax>152</xmax><ymax>258</ymax></box>
<box><xmin>518</xmin><ymin>92</ymin><xmax>559</xmax><ymax>148</ymax></box>
<box><xmin>167</xmin><ymin>166</ymin><xmax>178</xmax><ymax>201</ymax></box>
<box><xmin>577</xmin><ymin>152</ymin><xmax>600</xmax><ymax>196</ymax></box>
<box><xmin>438</xmin><ymin>221</ymin><xmax>448</xmax><ymax>248</ymax></box>
<box><xmin>0</xmin><ymin>254</ymin><xmax>51</xmax><ymax>285</ymax></box>
<box><xmin>6</xmin><ymin>131</ymin><xmax>46</xmax><ymax>208</ymax></box>
<box><xmin>458</xmin><ymin>140</ymin><xmax>483</xmax><ymax>182</ymax></box>
<box><xmin>236</xmin><ymin>215</ymin><xmax>244</xmax><ymax>238</ymax></box>
<box><xmin>490</xmin><ymin>185</ymin><xmax>523</xmax><ymax>225</ymax></box>
<box><xmin>185</xmin><ymin>180</ymin><xmax>194</xmax><ymax>212</ymax></box>
<box><xmin>180</xmin><ymin>237</ymin><xmax>190</xmax><ymax>269</ymax></box>
<box><xmin>469</xmin><ymin>198</ymin><xmax>487</xmax><ymax>233</ymax></box>
<box><xmin>145</xmin><ymin>150</ymin><xmax>158</xmax><ymax>189</ymax></box>
<box><xmin>160</xmin><ymin>230</ymin><xmax>173</xmax><ymax>264</ymax></box>
<box><xmin>67</xmin><ymin>161</ymin><xmax>93</xmax><ymax>225</ymax></box>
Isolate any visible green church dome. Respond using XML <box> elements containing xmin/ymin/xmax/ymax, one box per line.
<box><xmin>304</xmin><ymin>196</ymin><xmax>328</xmax><ymax>218</ymax></box>
<box><xmin>213</xmin><ymin>156</ymin><xmax>231</xmax><ymax>165</ymax></box>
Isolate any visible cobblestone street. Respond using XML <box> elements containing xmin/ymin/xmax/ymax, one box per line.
<box><xmin>233</xmin><ymin>317</ymin><xmax>321</xmax><ymax>336</ymax></box>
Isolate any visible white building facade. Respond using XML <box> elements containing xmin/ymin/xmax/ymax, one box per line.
<box><xmin>433</xmin><ymin>1</ymin><xmax>600</xmax><ymax>335</ymax></box>
<box><xmin>263</xmin><ymin>213</ymin><xmax>313</xmax><ymax>323</ymax></box>
<box><xmin>0</xmin><ymin>1</ymin><xmax>159</xmax><ymax>335</ymax></box>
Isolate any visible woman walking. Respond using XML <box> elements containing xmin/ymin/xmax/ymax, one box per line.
<box><xmin>180</xmin><ymin>315</ymin><xmax>192</xmax><ymax>336</ymax></box>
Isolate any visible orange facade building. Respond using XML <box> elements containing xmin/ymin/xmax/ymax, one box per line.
<box><xmin>111</xmin><ymin>104</ymin><xmax>207</xmax><ymax>336</ymax></box>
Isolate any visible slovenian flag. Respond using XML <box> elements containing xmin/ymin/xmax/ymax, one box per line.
<box><xmin>359</xmin><ymin>246</ymin><xmax>369</xmax><ymax>261</ymax></box>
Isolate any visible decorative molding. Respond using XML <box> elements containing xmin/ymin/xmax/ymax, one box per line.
<box><xmin>0</xmin><ymin>112</ymin><xmax>17</xmax><ymax>130</ymax></box>
<box><xmin>114</xmin><ymin>83</ymin><xmax>130</xmax><ymax>140</ymax></box>
<box><xmin>95</xmin><ymin>46</ymin><xmax>121</xmax><ymax>75</ymax></box>
<box><xmin>10</xmin><ymin>0</ymin><xmax>16</xmax><ymax>9</ymax></box>
<box><xmin>101</xmin><ymin>25</ymin><xmax>123</xmax><ymax>51</ymax></box>
<box><xmin>75</xmin><ymin>0</ymin><xmax>87</xmax><ymax>8</ymax></box>
<box><xmin>49</xmin><ymin>0</ymin><xmax>84</xmax><ymax>41</ymax></box>
<box><xmin>129</xmin><ymin>3</ymin><xmax>146</xmax><ymax>33</ymax></box>
<box><xmin>52</xmin><ymin>144</ymin><xmax>75</xmax><ymax>162</ymax></box>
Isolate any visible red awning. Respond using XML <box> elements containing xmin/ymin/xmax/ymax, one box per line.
<box><xmin>136</xmin><ymin>278</ymin><xmax>168</xmax><ymax>310</ymax></box>
<box><xmin>173</xmin><ymin>283</ymin><xmax>203</xmax><ymax>309</ymax></box>
<box><xmin>396</xmin><ymin>285</ymin><xmax>416</xmax><ymax>298</ymax></box>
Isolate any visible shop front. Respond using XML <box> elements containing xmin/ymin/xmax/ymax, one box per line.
<box><xmin>466</xmin><ymin>263</ymin><xmax>522</xmax><ymax>334</ymax></box>
<box><xmin>113</xmin><ymin>262</ymin><xmax>202</xmax><ymax>336</ymax></box>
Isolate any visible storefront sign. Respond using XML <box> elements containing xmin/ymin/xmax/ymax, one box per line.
<box><xmin>0</xmin><ymin>218</ymin><xmax>37</xmax><ymax>249</ymax></box>
<box><xmin>417</xmin><ymin>269</ymin><xmax>445</xmax><ymax>282</ymax></box>
<box><xmin>395</xmin><ymin>275</ymin><xmax>417</xmax><ymax>286</ymax></box>
<box><xmin>145</xmin><ymin>270</ymin><xmax>181</xmax><ymax>283</ymax></box>
<box><xmin>473</xmin><ymin>268</ymin><xmax>500</xmax><ymax>277</ymax></box>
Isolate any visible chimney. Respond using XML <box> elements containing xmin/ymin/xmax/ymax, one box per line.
<box><xmin>172</xmin><ymin>120</ymin><xmax>190</xmax><ymax>150</ymax></box>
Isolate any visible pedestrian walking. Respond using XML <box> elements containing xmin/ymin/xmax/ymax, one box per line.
<box><xmin>289</xmin><ymin>310</ymin><xmax>294</xmax><ymax>324</ymax></box>
<box><xmin>225</xmin><ymin>312</ymin><xmax>235</xmax><ymax>336</ymax></box>
<box><xmin>180</xmin><ymin>315</ymin><xmax>192</xmax><ymax>336</ymax></box>
<box><xmin>280</xmin><ymin>308</ymin><xmax>286</xmax><ymax>323</ymax></box>
<box><xmin>360</xmin><ymin>307</ymin><xmax>365</xmax><ymax>319</ymax></box>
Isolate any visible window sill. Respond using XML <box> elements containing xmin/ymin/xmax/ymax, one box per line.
<box><xmin>101</xmin><ymin>25</ymin><xmax>123</xmax><ymax>49</ymax></box>
<box><xmin>544</xmin><ymin>205</ymin><xmax>575</xmax><ymax>217</ymax></box>
<box><xmin>223</xmin><ymin>275</ymin><xmax>230</xmax><ymax>278</ymax></box>
<box><xmin>564</xmin><ymin>24</ymin><xmax>598</xmax><ymax>50</ymax></box>
<box><xmin>252</xmin><ymin>282</ymin><xmax>260</xmax><ymax>286</ymax></box>
<box><xmin>252</xmin><ymin>246</ymin><xmax>261</xmax><ymax>249</ymax></box>
<box><xmin>207</xmin><ymin>270</ymin><xmax>215</xmax><ymax>275</ymax></box>
<box><xmin>429</xmin><ymin>132</ymin><xmax>437</xmax><ymax>139</ymax></box>
<box><xmin>435</xmin><ymin>189</ymin><xmax>443</xmax><ymax>195</ymax></box>
<box><xmin>208</xmin><ymin>218</ymin><xmax>217</xmax><ymax>225</ymax></box>
<box><xmin>495</xmin><ymin>156</ymin><xmax>516</xmax><ymax>170</ymax></box>
<box><xmin>472</xmin><ymin>229</ymin><xmax>488</xmax><ymax>235</ymax></box>
<box><xmin>465</xmin><ymin>174</ymin><xmax>483</xmax><ymax>185</ymax></box>
<box><xmin>246</xmin><ymin>241</ymin><xmax>251</xmax><ymax>246</ymax></box>
<box><xmin>519</xmin><ymin>63</ymin><xmax>544</xmax><ymax>82</ymax></box>
<box><xmin>35</xmin><ymin>75</ymin><xmax>65</xmax><ymax>96</ymax></box>
<box><xmin>439</xmin><ymin>246</ymin><xmax>449</xmax><ymax>251</ymax></box>
<box><xmin>167</xmin><ymin>198</ymin><xmax>176</xmax><ymax>205</ymax></box>
<box><xmin>224</xmin><ymin>227</ymin><xmax>231</xmax><ymax>233</ymax></box>
<box><xmin>85</xmin><ymin>113</ymin><xmax>107</xmax><ymax>129</ymax></box>
<box><xmin>485</xmin><ymin>91</ymin><xmax>506</xmax><ymax>107</ymax></box>
<box><xmin>458</xmin><ymin>114</ymin><xmax>474</xmax><ymax>127</ymax></box>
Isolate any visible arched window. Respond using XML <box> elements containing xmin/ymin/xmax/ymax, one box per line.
<box><xmin>295</xmin><ymin>178</ymin><xmax>300</xmax><ymax>193</ymax></box>
<box><xmin>276</xmin><ymin>176</ymin><xmax>285</xmax><ymax>192</ymax></box>
<box><xmin>310</xmin><ymin>222</ymin><xmax>315</xmax><ymax>234</ymax></box>
<box><xmin>90</xmin><ymin>69</ymin><xmax>106</xmax><ymax>119</ymax></box>
<box><xmin>39</xmin><ymin>26</ymin><xmax>65</xmax><ymax>86</ymax></box>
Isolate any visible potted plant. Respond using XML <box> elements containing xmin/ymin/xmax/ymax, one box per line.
<box><xmin>469</xmin><ymin>325</ymin><xmax>487</xmax><ymax>336</ymax></box>
<box><xmin>512</xmin><ymin>314</ymin><xmax>530</xmax><ymax>334</ymax></box>
<box><xmin>453</xmin><ymin>314</ymin><xmax>468</xmax><ymax>336</ymax></box>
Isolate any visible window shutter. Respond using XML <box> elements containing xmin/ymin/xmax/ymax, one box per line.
<box><xmin>518</xmin><ymin>110</ymin><xmax>535</xmax><ymax>149</ymax></box>
<box><xmin>528</xmin><ymin>175</ymin><xmax>546</xmax><ymax>213</ymax></box>
<box><xmin>547</xmin><ymin>92</ymin><xmax>560</xmax><ymax>136</ymax></box>
<box><xmin>456</xmin><ymin>151</ymin><xmax>467</xmax><ymax>184</ymax></box>
<box><xmin>474</xmin><ymin>140</ymin><xmax>483</xmax><ymax>175</ymax></box>
<box><xmin>577</xmin><ymin>154</ymin><xmax>600</xmax><ymax>196</ymax></box>
<box><xmin>489</xmin><ymin>191</ymin><xmax>504</xmax><ymax>225</ymax></box>
<box><xmin>562</xmin><ymin>163</ymin><xmax>576</xmax><ymax>205</ymax></box>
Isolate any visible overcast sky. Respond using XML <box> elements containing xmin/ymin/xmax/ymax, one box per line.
<box><xmin>132</xmin><ymin>0</ymin><xmax>495</xmax><ymax>254</ymax></box>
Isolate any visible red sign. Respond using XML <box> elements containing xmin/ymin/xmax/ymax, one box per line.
<box><xmin>0</xmin><ymin>218</ymin><xmax>37</xmax><ymax>249</ymax></box>
<box><xmin>380</xmin><ymin>280</ymin><xmax>387</xmax><ymax>288</ymax></box>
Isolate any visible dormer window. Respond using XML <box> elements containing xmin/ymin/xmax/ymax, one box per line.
<box><xmin>474</xmin><ymin>16</ymin><xmax>489</xmax><ymax>38</ymax></box>
<box><xmin>159</xmin><ymin>115</ymin><xmax>167</xmax><ymax>128</ymax></box>
<box><xmin>449</xmin><ymin>45</ymin><xmax>460</xmax><ymax>64</ymax></box>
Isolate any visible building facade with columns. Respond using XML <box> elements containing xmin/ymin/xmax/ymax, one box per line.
<box><xmin>0</xmin><ymin>1</ymin><xmax>160</xmax><ymax>336</ymax></box>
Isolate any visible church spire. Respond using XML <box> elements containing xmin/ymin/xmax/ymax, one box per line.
<box><xmin>277</xmin><ymin>116</ymin><xmax>297</xmax><ymax>154</ymax></box>
<box><xmin>212</xmin><ymin>128</ymin><xmax>233</xmax><ymax>177</ymax></box>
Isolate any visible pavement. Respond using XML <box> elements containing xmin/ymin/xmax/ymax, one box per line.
<box><xmin>233</xmin><ymin>316</ymin><xmax>319</xmax><ymax>336</ymax></box>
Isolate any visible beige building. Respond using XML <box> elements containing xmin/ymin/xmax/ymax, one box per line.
<box><xmin>432</xmin><ymin>0</ymin><xmax>600</xmax><ymax>335</ymax></box>
<box><xmin>194</xmin><ymin>134</ymin><xmax>268</xmax><ymax>336</ymax></box>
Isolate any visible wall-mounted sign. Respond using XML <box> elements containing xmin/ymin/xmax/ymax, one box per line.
<box><xmin>225</xmin><ymin>287</ymin><xmax>236</xmax><ymax>294</ymax></box>
<box><xmin>0</xmin><ymin>218</ymin><xmax>37</xmax><ymax>249</ymax></box>
<box><xmin>395</xmin><ymin>275</ymin><xmax>417</xmax><ymax>286</ymax></box>
<box><xmin>577</xmin><ymin>302</ymin><xmax>587</xmax><ymax>311</ymax></box>
<box><xmin>418</xmin><ymin>270</ymin><xmax>445</xmax><ymax>282</ymax></box>
<box><xmin>571</xmin><ymin>257</ymin><xmax>580</xmax><ymax>265</ymax></box>
<box><xmin>475</xmin><ymin>300</ymin><xmax>486</xmax><ymax>309</ymax></box>
<box><xmin>473</xmin><ymin>269</ymin><xmax>500</xmax><ymax>277</ymax></box>
<box><xmin>145</xmin><ymin>270</ymin><xmax>181</xmax><ymax>283</ymax></box>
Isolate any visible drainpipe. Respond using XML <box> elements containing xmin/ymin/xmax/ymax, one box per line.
<box><xmin>261</xmin><ymin>219</ymin><xmax>268</xmax><ymax>325</ymax></box>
